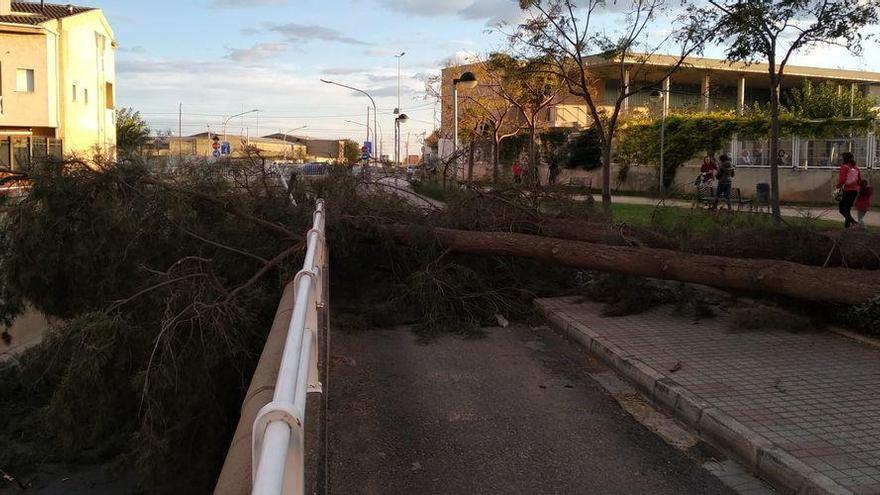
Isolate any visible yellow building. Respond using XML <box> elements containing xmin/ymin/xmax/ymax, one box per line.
<box><xmin>0</xmin><ymin>0</ymin><xmax>116</xmax><ymax>168</ymax></box>
<box><xmin>157</xmin><ymin>133</ymin><xmax>308</xmax><ymax>161</ymax></box>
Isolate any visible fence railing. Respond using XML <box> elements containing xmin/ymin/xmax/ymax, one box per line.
<box><xmin>250</xmin><ymin>200</ymin><xmax>327</xmax><ymax>495</ymax></box>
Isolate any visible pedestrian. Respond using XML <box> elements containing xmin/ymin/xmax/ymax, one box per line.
<box><xmin>836</xmin><ymin>152</ymin><xmax>862</xmax><ymax>229</ymax></box>
<box><xmin>855</xmin><ymin>179</ymin><xmax>873</xmax><ymax>229</ymax></box>
<box><xmin>699</xmin><ymin>155</ymin><xmax>718</xmax><ymax>185</ymax></box>
<box><xmin>512</xmin><ymin>162</ymin><xmax>523</xmax><ymax>185</ymax></box>
<box><xmin>714</xmin><ymin>154</ymin><xmax>735</xmax><ymax>210</ymax></box>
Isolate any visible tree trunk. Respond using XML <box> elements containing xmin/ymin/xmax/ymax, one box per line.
<box><xmin>492</xmin><ymin>138</ymin><xmax>500</xmax><ymax>184</ymax></box>
<box><xmin>528</xmin><ymin>123</ymin><xmax>538</xmax><ymax>187</ymax></box>
<box><xmin>769</xmin><ymin>68</ymin><xmax>783</xmax><ymax>224</ymax></box>
<box><xmin>387</xmin><ymin>226</ymin><xmax>880</xmax><ymax>305</ymax></box>
<box><xmin>600</xmin><ymin>139</ymin><xmax>613</xmax><ymax>216</ymax></box>
<box><xmin>467</xmin><ymin>141</ymin><xmax>475</xmax><ymax>185</ymax></box>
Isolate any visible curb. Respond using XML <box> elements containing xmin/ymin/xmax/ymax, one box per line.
<box><xmin>537</xmin><ymin>298</ymin><xmax>852</xmax><ymax>495</ymax></box>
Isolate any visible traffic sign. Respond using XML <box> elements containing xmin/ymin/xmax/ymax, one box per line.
<box><xmin>220</xmin><ymin>141</ymin><xmax>232</xmax><ymax>156</ymax></box>
<box><xmin>360</xmin><ymin>152</ymin><xmax>371</xmax><ymax>161</ymax></box>
<box><xmin>212</xmin><ymin>150</ymin><xmax>221</xmax><ymax>158</ymax></box>
<box><xmin>363</xmin><ymin>141</ymin><xmax>373</xmax><ymax>155</ymax></box>
<box><xmin>212</xmin><ymin>141</ymin><xmax>221</xmax><ymax>151</ymax></box>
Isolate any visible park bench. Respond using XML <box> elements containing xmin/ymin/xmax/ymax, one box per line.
<box><xmin>696</xmin><ymin>184</ymin><xmax>715</xmax><ymax>208</ymax></box>
<box><xmin>730</xmin><ymin>188</ymin><xmax>752</xmax><ymax>211</ymax></box>
<box><xmin>567</xmin><ymin>177</ymin><xmax>592</xmax><ymax>189</ymax></box>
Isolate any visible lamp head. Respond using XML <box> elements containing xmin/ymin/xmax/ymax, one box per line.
<box><xmin>649</xmin><ymin>89</ymin><xmax>663</xmax><ymax>101</ymax></box>
<box><xmin>397</xmin><ymin>113</ymin><xmax>409</xmax><ymax>123</ymax></box>
<box><xmin>456</xmin><ymin>71</ymin><xmax>478</xmax><ymax>90</ymax></box>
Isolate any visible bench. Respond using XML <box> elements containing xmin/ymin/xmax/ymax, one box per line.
<box><xmin>696</xmin><ymin>185</ymin><xmax>715</xmax><ymax>208</ymax></box>
<box><xmin>730</xmin><ymin>188</ymin><xmax>752</xmax><ymax>211</ymax></box>
<box><xmin>567</xmin><ymin>177</ymin><xmax>592</xmax><ymax>189</ymax></box>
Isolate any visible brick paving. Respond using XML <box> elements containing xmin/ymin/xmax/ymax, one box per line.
<box><xmin>540</xmin><ymin>298</ymin><xmax>880</xmax><ymax>494</ymax></box>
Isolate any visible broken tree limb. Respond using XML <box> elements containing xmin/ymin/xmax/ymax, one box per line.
<box><xmin>387</xmin><ymin>225</ymin><xmax>880</xmax><ymax>305</ymax></box>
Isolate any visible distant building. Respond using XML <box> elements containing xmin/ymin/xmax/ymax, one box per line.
<box><xmin>156</xmin><ymin>133</ymin><xmax>307</xmax><ymax>161</ymax></box>
<box><xmin>0</xmin><ymin>1</ymin><xmax>116</xmax><ymax>168</ymax></box>
<box><xmin>406</xmin><ymin>155</ymin><xmax>420</xmax><ymax>165</ymax></box>
<box><xmin>441</xmin><ymin>54</ymin><xmax>880</xmax><ymax>201</ymax></box>
<box><xmin>263</xmin><ymin>134</ymin><xmax>345</xmax><ymax>163</ymax></box>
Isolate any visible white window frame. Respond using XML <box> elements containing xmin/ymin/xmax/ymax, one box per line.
<box><xmin>16</xmin><ymin>69</ymin><xmax>35</xmax><ymax>93</ymax></box>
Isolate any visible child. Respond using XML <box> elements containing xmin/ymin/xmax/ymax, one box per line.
<box><xmin>855</xmin><ymin>179</ymin><xmax>873</xmax><ymax>229</ymax></box>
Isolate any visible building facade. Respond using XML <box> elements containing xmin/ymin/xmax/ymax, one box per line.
<box><xmin>440</xmin><ymin>54</ymin><xmax>880</xmax><ymax>200</ymax></box>
<box><xmin>262</xmin><ymin>134</ymin><xmax>346</xmax><ymax>163</ymax></box>
<box><xmin>0</xmin><ymin>0</ymin><xmax>116</xmax><ymax>168</ymax></box>
<box><xmin>155</xmin><ymin>133</ymin><xmax>308</xmax><ymax>161</ymax></box>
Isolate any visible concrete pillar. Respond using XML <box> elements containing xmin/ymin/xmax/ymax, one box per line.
<box><xmin>850</xmin><ymin>82</ymin><xmax>857</xmax><ymax>118</ymax></box>
<box><xmin>737</xmin><ymin>75</ymin><xmax>746</xmax><ymax>116</ymax></box>
<box><xmin>662</xmin><ymin>77</ymin><xmax>671</xmax><ymax>117</ymax></box>
<box><xmin>701</xmin><ymin>73</ymin><xmax>711</xmax><ymax>112</ymax></box>
<box><xmin>622</xmin><ymin>68</ymin><xmax>631</xmax><ymax>112</ymax></box>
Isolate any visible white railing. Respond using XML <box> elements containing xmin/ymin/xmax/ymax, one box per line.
<box><xmin>251</xmin><ymin>200</ymin><xmax>327</xmax><ymax>495</ymax></box>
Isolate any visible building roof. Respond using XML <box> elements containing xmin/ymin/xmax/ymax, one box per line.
<box><xmin>0</xmin><ymin>1</ymin><xmax>95</xmax><ymax>26</ymax></box>
<box><xmin>263</xmin><ymin>133</ymin><xmax>345</xmax><ymax>144</ymax></box>
<box><xmin>584</xmin><ymin>53</ymin><xmax>880</xmax><ymax>83</ymax></box>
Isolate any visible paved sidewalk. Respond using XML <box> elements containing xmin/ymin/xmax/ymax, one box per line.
<box><xmin>592</xmin><ymin>194</ymin><xmax>880</xmax><ymax>227</ymax></box>
<box><xmin>539</xmin><ymin>297</ymin><xmax>880</xmax><ymax>495</ymax></box>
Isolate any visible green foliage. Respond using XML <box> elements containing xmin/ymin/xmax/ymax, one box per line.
<box><xmin>617</xmin><ymin>110</ymin><xmax>878</xmax><ymax>187</ymax></box>
<box><xmin>115</xmin><ymin>108</ymin><xmax>151</xmax><ymax>157</ymax></box>
<box><xmin>842</xmin><ymin>297</ymin><xmax>880</xmax><ymax>336</ymax></box>
<box><xmin>342</xmin><ymin>139</ymin><xmax>360</xmax><ymax>164</ymax></box>
<box><xmin>560</xmin><ymin>126</ymin><xmax>603</xmax><ymax>170</ymax></box>
<box><xmin>786</xmin><ymin>80</ymin><xmax>877</xmax><ymax>119</ymax></box>
<box><xmin>500</xmin><ymin>132</ymin><xmax>529</xmax><ymax>164</ymax></box>
<box><xmin>0</xmin><ymin>157</ymin><xmax>308</xmax><ymax>492</ymax></box>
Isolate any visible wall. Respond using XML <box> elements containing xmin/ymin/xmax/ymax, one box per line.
<box><xmin>49</xmin><ymin>10</ymin><xmax>116</xmax><ymax>156</ymax></box>
<box><xmin>0</xmin><ymin>29</ymin><xmax>51</xmax><ymax>128</ymax></box>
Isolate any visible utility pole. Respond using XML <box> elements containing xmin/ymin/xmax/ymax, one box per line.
<box><xmin>178</xmin><ymin>103</ymin><xmax>182</xmax><ymax>160</ymax></box>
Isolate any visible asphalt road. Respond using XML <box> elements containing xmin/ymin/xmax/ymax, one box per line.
<box><xmin>328</xmin><ymin>324</ymin><xmax>737</xmax><ymax>495</ymax></box>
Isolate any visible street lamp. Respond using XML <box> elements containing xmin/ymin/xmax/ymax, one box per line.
<box><xmin>321</xmin><ymin>78</ymin><xmax>378</xmax><ymax>164</ymax></box>
<box><xmin>395</xmin><ymin>113</ymin><xmax>408</xmax><ymax>169</ymax></box>
<box><xmin>452</xmin><ymin>71</ymin><xmax>478</xmax><ymax>179</ymax></box>
<box><xmin>394</xmin><ymin>52</ymin><xmax>406</xmax><ymax>115</ymax></box>
<box><xmin>222</xmin><ymin>109</ymin><xmax>259</xmax><ymax>142</ymax></box>
<box><xmin>650</xmin><ymin>89</ymin><xmax>667</xmax><ymax>193</ymax></box>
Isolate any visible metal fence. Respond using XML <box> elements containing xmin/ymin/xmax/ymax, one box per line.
<box><xmin>729</xmin><ymin>128</ymin><xmax>877</xmax><ymax>169</ymax></box>
<box><xmin>251</xmin><ymin>200</ymin><xmax>327</xmax><ymax>495</ymax></box>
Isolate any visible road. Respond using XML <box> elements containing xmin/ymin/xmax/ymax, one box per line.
<box><xmin>328</xmin><ymin>324</ymin><xmax>737</xmax><ymax>495</ymax></box>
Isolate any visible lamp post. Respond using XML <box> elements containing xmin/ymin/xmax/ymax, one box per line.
<box><xmin>650</xmin><ymin>89</ymin><xmax>667</xmax><ymax>193</ymax></box>
<box><xmin>222</xmin><ymin>109</ymin><xmax>259</xmax><ymax>142</ymax></box>
<box><xmin>321</xmin><ymin>78</ymin><xmax>378</xmax><ymax>165</ymax></box>
<box><xmin>395</xmin><ymin>113</ymin><xmax>408</xmax><ymax>171</ymax></box>
<box><xmin>452</xmin><ymin>71</ymin><xmax>478</xmax><ymax>180</ymax></box>
<box><xmin>394</xmin><ymin>52</ymin><xmax>406</xmax><ymax>115</ymax></box>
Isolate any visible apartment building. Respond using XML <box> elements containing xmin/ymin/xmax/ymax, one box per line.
<box><xmin>0</xmin><ymin>0</ymin><xmax>116</xmax><ymax>168</ymax></box>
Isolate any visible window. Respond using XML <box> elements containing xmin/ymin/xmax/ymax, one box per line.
<box><xmin>16</xmin><ymin>69</ymin><xmax>34</xmax><ymax>92</ymax></box>
<box><xmin>84</xmin><ymin>88</ymin><xmax>89</xmax><ymax>105</ymax></box>
<box><xmin>72</xmin><ymin>84</ymin><xmax>77</xmax><ymax>102</ymax></box>
<box><xmin>105</xmin><ymin>82</ymin><xmax>114</xmax><ymax>109</ymax></box>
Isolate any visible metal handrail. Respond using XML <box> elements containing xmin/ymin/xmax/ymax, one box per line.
<box><xmin>251</xmin><ymin>200</ymin><xmax>326</xmax><ymax>495</ymax></box>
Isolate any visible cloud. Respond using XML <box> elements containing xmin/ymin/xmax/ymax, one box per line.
<box><xmin>358</xmin><ymin>85</ymin><xmax>416</xmax><ymax>98</ymax></box>
<box><xmin>265</xmin><ymin>22</ymin><xmax>370</xmax><ymax>46</ymax></box>
<box><xmin>437</xmin><ymin>51</ymin><xmax>480</xmax><ymax>67</ymax></box>
<box><xmin>380</xmin><ymin>0</ymin><xmax>523</xmax><ymax>25</ymax></box>
<box><xmin>224</xmin><ymin>43</ymin><xmax>288</xmax><ymax>63</ymax></box>
<box><xmin>213</xmin><ymin>0</ymin><xmax>287</xmax><ymax>6</ymax></box>
<box><xmin>119</xmin><ymin>45</ymin><xmax>146</xmax><ymax>54</ymax></box>
<box><xmin>321</xmin><ymin>67</ymin><xmax>367</xmax><ymax>75</ymax></box>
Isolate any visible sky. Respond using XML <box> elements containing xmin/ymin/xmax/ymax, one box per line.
<box><xmin>68</xmin><ymin>0</ymin><xmax>878</xmax><ymax>155</ymax></box>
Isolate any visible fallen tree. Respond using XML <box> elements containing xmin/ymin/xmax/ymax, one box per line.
<box><xmin>385</xmin><ymin>225</ymin><xmax>880</xmax><ymax>305</ymax></box>
<box><xmin>538</xmin><ymin>219</ymin><xmax>880</xmax><ymax>269</ymax></box>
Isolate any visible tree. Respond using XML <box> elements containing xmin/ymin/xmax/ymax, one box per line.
<box><xmin>695</xmin><ymin>0</ymin><xmax>880</xmax><ymax>222</ymax></box>
<box><xmin>116</xmin><ymin>108</ymin><xmax>151</xmax><ymax>158</ymax></box>
<box><xmin>462</xmin><ymin>60</ymin><xmax>524</xmax><ymax>183</ymax></box>
<box><xmin>787</xmin><ymin>80</ymin><xmax>878</xmax><ymax>120</ymax></box>
<box><xmin>343</xmin><ymin>139</ymin><xmax>360</xmax><ymax>165</ymax></box>
<box><xmin>486</xmin><ymin>53</ymin><xmax>563</xmax><ymax>186</ymax></box>
<box><xmin>514</xmin><ymin>0</ymin><xmax>709</xmax><ymax>212</ymax></box>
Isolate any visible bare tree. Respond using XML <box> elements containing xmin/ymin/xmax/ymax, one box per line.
<box><xmin>512</xmin><ymin>0</ymin><xmax>710</xmax><ymax>212</ymax></box>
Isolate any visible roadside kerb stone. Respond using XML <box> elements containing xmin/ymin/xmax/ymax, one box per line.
<box><xmin>536</xmin><ymin>298</ymin><xmax>854</xmax><ymax>495</ymax></box>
